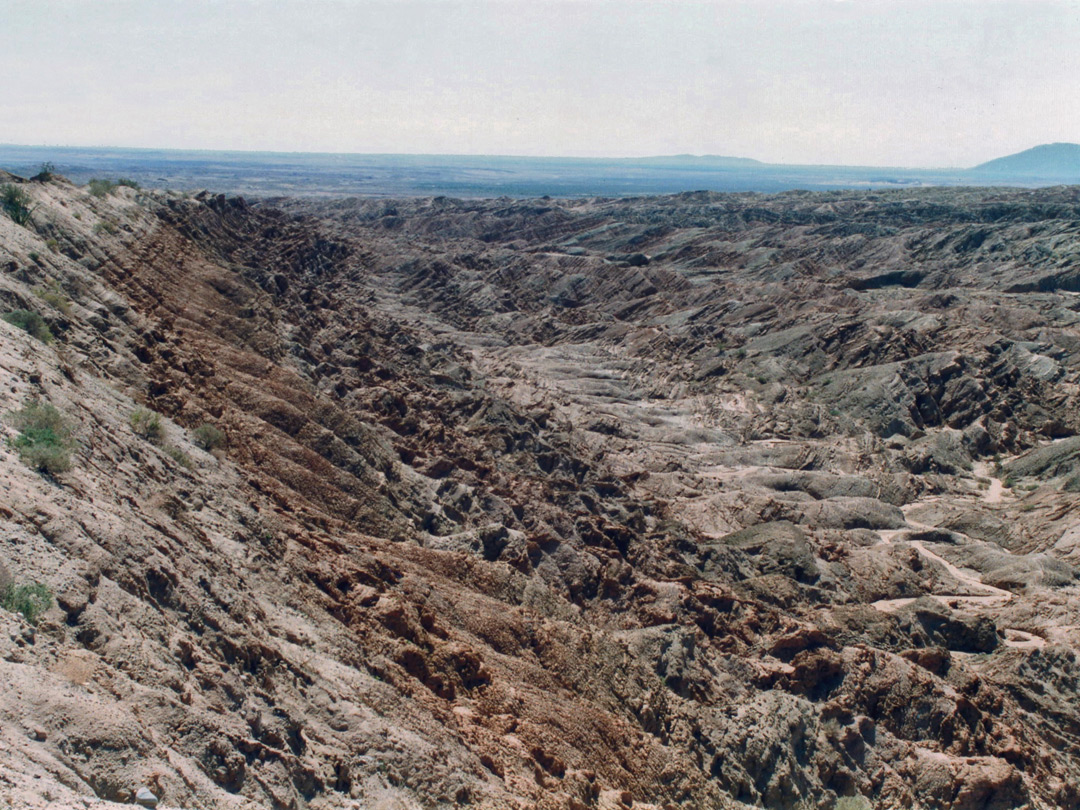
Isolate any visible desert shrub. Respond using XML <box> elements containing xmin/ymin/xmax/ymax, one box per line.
<box><xmin>87</xmin><ymin>178</ymin><xmax>116</xmax><ymax>198</ymax></box>
<box><xmin>93</xmin><ymin>220</ymin><xmax>117</xmax><ymax>235</ymax></box>
<box><xmin>32</xmin><ymin>162</ymin><xmax>56</xmax><ymax>182</ymax></box>
<box><xmin>2</xmin><ymin>309</ymin><xmax>53</xmax><ymax>343</ymax></box>
<box><xmin>130</xmin><ymin>406</ymin><xmax>165</xmax><ymax>444</ymax></box>
<box><xmin>0</xmin><ymin>582</ymin><xmax>53</xmax><ymax>625</ymax></box>
<box><xmin>34</xmin><ymin>284</ymin><xmax>71</xmax><ymax>316</ymax></box>
<box><xmin>192</xmin><ymin>423</ymin><xmax>225</xmax><ymax>451</ymax></box>
<box><xmin>116</xmin><ymin>178</ymin><xmax>140</xmax><ymax>189</ymax></box>
<box><xmin>164</xmin><ymin>444</ymin><xmax>194</xmax><ymax>468</ymax></box>
<box><xmin>45</xmin><ymin>238</ymin><xmax>59</xmax><ymax>253</ymax></box>
<box><xmin>1</xmin><ymin>184</ymin><xmax>34</xmax><ymax>225</ymax></box>
<box><xmin>8</xmin><ymin>401</ymin><xmax>74</xmax><ymax>474</ymax></box>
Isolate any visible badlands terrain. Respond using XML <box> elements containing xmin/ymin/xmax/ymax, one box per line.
<box><xmin>3</xmin><ymin>174</ymin><xmax>1080</xmax><ymax>809</ymax></box>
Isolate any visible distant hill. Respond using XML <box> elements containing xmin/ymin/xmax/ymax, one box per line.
<box><xmin>970</xmin><ymin>142</ymin><xmax>1080</xmax><ymax>178</ymax></box>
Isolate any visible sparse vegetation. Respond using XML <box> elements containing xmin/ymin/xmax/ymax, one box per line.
<box><xmin>32</xmin><ymin>162</ymin><xmax>56</xmax><ymax>182</ymax></box>
<box><xmin>87</xmin><ymin>177</ymin><xmax>137</xmax><ymax>196</ymax></box>
<box><xmin>165</xmin><ymin>444</ymin><xmax>194</xmax><ymax>468</ymax></box>
<box><xmin>45</xmin><ymin>238</ymin><xmax>59</xmax><ymax>253</ymax></box>
<box><xmin>93</xmin><ymin>220</ymin><xmax>118</xmax><ymax>235</ymax></box>
<box><xmin>2</xmin><ymin>309</ymin><xmax>53</xmax><ymax>343</ymax></box>
<box><xmin>8</xmin><ymin>400</ymin><xmax>75</xmax><ymax>474</ymax></box>
<box><xmin>34</xmin><ymin>283</ymin><xmax>71</xmax><ymax>316</ymax></box>
<box><xmin>1</xmin><ymin>184</ymin><xmax>34</xmax><ymax>225</ymax></box>
<box><xmin>192</xmin><ymin>423</ymin><xmax>226</xmax><ymax>451</ymax></box>
<box><xmin>87</xmin><ymin>178</ymin><xmax>116</xmax><ymax>198</ymax></box>
<box><xmin>0</xmin><ymin>582</ymin><xmax>53</xmax><ymax>625</ymax></box>
<box><xmin>246</xmin><ymin>514</ymin><xmax>281</xmax><ymax>549</ymax></box>
<box><xmin>130</xmin><ymin>406</ymin><xmax>166</xmax><ymax>444</ymax></box>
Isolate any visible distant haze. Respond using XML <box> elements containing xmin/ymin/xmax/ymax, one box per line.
<box><xmin>3</xmin><ymin>0</ymin><xmax>1080</xmax><ymax>167</ymax></box>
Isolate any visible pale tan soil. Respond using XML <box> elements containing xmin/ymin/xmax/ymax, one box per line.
<box><xmin>971</xmin><ymin>461</ymin><xmax>1007</xmax><ymax>504</ymax></box>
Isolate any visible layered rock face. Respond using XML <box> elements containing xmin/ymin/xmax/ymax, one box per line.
<box><xmin>3</xmin><ymin>177</ymin><xmax>1080</xmax><ymax>809</ymax></box>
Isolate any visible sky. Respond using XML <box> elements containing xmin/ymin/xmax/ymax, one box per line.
<box><xmin>2</xmin><ymin>0</ymin><xmax>1079</xmax><ymax>167</ymax></box>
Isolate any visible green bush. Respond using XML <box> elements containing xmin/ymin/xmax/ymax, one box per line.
<box><xmin>130</xmin><ymin>406</ymin><xmax>165</xmax><ymax>444</ymax></box>
<box><xmin>164</xmin><ymin>444</ymin><xmax>194</xmax><ymax>468</ymax></box>
<box><xmin>2</xmin><ymin>309</ymin><xmax>53</xmax><ymax>343</ymax></box>
<box><xmin>192</xmin><ymin>423</ymin><xmax>225</xmax><ymax>451</ymax></box>
<box><xmin>32</xmin><ymin>162</ymin><xmax>56</xmax><ymax>182</ymax></box>
<box><xmin>1</xmin><ymin>184</ymin><xmax>34</xmax><ymax>225</ymax></box>
<box><xmin>116</xmin><ymin>178</ymin><xmax>140</xmax><ymax>189</ymax></box>
<box><xmin>8</xmin><ymin>401</ymin><xmax>74</xmax><ymax>474</ymax></box>
<box><xmin>34</xmin><ymin>284</ymin><xmax>71</xmax><ymax>316</ymax></box>
<box><xmin>87</xmin><ymin>178</ymin><xmax>116</xmax><ymax>198</ymax></box>
<box><xmin>0</xmin><ymin>582</ymin><xmax>53</xmax><ymax>625</ymax></box>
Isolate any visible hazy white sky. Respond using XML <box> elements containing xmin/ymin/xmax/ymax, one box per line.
<box><xmin>2</xmin><ymin>0</ymin><xmax>1079</xmax><ymax>166</ymax></box>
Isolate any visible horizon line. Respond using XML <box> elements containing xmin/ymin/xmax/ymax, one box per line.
<box><xmin>0</xmin><ymin>141</ymin><xmax>995</xmax><ymax>172</ymax></box>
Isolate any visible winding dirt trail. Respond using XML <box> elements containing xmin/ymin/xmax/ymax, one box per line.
<box><xmin>871</xmin><ymin>502</ymin><xmax>1045</xmax><ymax>649</ymax></box>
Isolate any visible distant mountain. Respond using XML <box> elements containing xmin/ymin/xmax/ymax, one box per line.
<box><xmin>969</xmin><ymin>142</ymin><xmax>1080</xmax><ymax>178</ymax></box>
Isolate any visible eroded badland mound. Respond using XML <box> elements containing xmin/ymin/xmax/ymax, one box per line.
<box><xmin>4</xmin><ymin>176</ymin><xmax>1080</xmax><ymax>809</ymax></box>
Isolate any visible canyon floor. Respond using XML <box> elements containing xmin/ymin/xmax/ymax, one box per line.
<box><xmin>3</xmin><ymin>176</ymin><xmax>1080</xmax><ymax>809</ymax></box>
